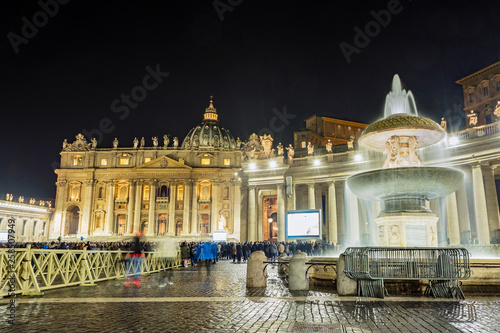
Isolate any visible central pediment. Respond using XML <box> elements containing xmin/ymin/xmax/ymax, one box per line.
<box><xmin>135</xmin><ymin>156</ymin><xmax>191</xmax><ymax>169</ymax></box>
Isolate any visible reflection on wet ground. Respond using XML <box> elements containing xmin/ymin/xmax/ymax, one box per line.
<box><xmin>1</xmin><ymin>260</ymin><xmax>500</xmax><ymax>332</ymax></box>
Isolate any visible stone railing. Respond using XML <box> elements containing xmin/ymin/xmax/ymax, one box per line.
<box><xmin>0</xmin><ymin>247</ymin><xmax>181</xmax><ymax>297</ymax></box>
<box><xmin>455</xmin><ymin>121</ymin><xmax>500</xmax><ymax>141</ymax></box>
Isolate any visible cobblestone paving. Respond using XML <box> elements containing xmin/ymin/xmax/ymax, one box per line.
<box><xmin>2</xmin><ymin>260</ymin><xmax>500</xmax><ymax>332</ymax></box>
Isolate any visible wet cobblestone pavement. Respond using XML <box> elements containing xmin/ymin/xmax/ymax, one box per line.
<box><xmin>2</xmin><ymin>260</ymin><xmax>500</xmax><ymax>332</ymax></box>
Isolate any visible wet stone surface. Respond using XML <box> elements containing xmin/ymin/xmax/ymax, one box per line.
<box><xmin>2</xmin><ymin>260</ymin><xmax>500</xmax><ymax>332</ymax></box>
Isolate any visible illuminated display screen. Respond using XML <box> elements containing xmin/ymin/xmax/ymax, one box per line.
<box><xmin>286</xmin><ymin>209</ymin><xmax>322</xmax><ymax>239</ymax></box>
<box><xmin>213</xmin><ymin>231</ymin><xmax>227</xmax><ymax>242</ymax></box>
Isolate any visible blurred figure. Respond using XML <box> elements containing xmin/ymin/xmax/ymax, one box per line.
<box><xmin>180</xmin><ymin>242</ymin><xmax>190</xmax><ymax>267</ymax></box>
<box><xmin>125</xmin><ymin>233</ymin><xmax>144</xmax><ymax>287</ymax></box>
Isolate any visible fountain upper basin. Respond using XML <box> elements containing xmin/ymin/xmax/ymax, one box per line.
<box><xmin>347</xmin><ymin>166</ymin><xmax>464</xmax><ymax>204</ymax></box>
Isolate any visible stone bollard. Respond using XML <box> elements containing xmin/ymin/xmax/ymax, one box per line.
<box><xmin>278</xmin><ymin>253</ymin><xmax>288</xmax><ymax>277</ymax></box>
<box><xmin>289</xmin><ymin>250</ymin><xmax>309</xmax><ymax>291</ymax></box>
<box><xmin>337</xmin><ymin>253</ymin><xmax>357</xmax><ymax>296</ymax></box>
<box><xmin>246</xmin><ymin>251</ymin><xmax>267</xmax><ymax>288</ymax></box>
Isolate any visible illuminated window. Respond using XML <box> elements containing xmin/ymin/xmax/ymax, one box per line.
<box><xmin>70</xmin><ymin>184</ymin><xmax>80</xmax><ymax>201</ymax></box>
<box><xmin>73</xmin><ymin>155</ymin><xmax>83</xmax><ymax>166</ymax></box>
<box><xmin>201</xmin><ymin>158</ymin><xmax>211</xmax><ymax>165</ymax></box>
<box><xmin>100</xmin><ymin>158</ymin><xmax>107</xmax><ymax>166</ymax></box>
<box><xmin>144</xmin><ymin>204</ymin><xmax>149</xmax><ymax>209</ymax></box>
<box><xmin>143</xmin><ymin>185</ymin><xmax>150</xmax><ymax>200</ymax></box>
<box><xmin>144</xmin><ymin>157</ymin><xmax>151</xmax><ymax>163</ymax></box>
<box><xmin>301</xmin><ymin>141</ymin><xmax>306</xmax><ymax>148</ymax></box>
<box><xmin>177</xmin><ymin>185</ymin><xmax>184</xmax><ymax>201</ymax></box>
<box><xmin>120</xmin><ymin>158</ymin><xmax>129</xmax><ymax>165</ymax></box>
<box><xmin>223</xmin><ymin>158</ymin><xmax>230</xmax><ymax>166</ymax></box>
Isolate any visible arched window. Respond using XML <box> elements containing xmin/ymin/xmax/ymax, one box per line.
<box><xmin>69</xmin><ymin>184</ymin><xmax>80</xmax><ymax>201</ymax></box>
<box><xmin>119</xmin><ymin>185</ymin><xmax>128</xmax><ymax>200</ymax></box>
<box><xmin>98</xmin><ymin>186</ymin><xmax>104</xmax><ymax>199</ymax></box>
<box><xmin>160</xmin><ymin>185</ymin><xmax>168</xmax><ymax>197</ymax></box>
<box><xmin>177</xmin><ymin>185</ymin><xmax>184</xmax><ymax>201</ymax></box>
<box><xmin>143</xmin><ymin>185</ymin><xmax>150</xmax><ymax>201</ymax></box>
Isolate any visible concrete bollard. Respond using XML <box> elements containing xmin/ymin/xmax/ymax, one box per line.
<box><xmin>289</xmin><ymin>250</ymin><xmax>309</xmax><ymax>291</ymax></box>
<box><xmin>337</xmin><ymin>253</ymin><xmax>357</xmax><ymax>296</ymax></box>
<box><xmin>246</xmin><ymin>251</ymin><xmax>267</xmax><ymax>288</ymax></box>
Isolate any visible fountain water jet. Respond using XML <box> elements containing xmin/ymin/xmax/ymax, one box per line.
<box><xmin>347</xmin><ymin>75</ymin><xmax>464</xmax><ymax>247</ymax></box>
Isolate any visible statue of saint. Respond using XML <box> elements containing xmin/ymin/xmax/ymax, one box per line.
<box><xmin>113</xmin><ymin>138</ymin><xmax>119</xmax><ymax>148</ymax></box>
<box><xmin>140</xmin><ymin>137</ymin><xmax>145</xmax><ymax>148</ymax></box>
<box><xmin>286</xmin><ymin>144</ymin><xmax>295</xmax><ymax>160</ymax></box>
<box><xmin>347</xmin><ymin>136</ymin><xmax>354</xmax><ymax>150</ymax></box>
<box><xmin>467</xmin><ymin>110</ymin><xmax>478</xmax><ymax>126</ymax></box>
<box><xmin>152</xmin><ymin>136</ymin><xmax>158</xmax><ymax>147</ymax></box>
<box><xmin>133</xmin><ymin>137</ymin><xmax>139</xmax><ymax>149</ymax></box>
<box><xmin>223</xmin><ymin>136</ymin><xmax>229</xmax><ymax>148</ymax></box>
<box><xmin>440</xmin><ymin>117</ymin><xmax>447</xmax><ymax>131</ymax></box>
<box><xmin>91</xmin><ymin>138</ymin><xmax>97</xmax><ymax>148</ymax></box>
<box><xmin>214</xmin><ymin>135</ymin><xmax>219</xmax><ymax>147</ymax></box>
<box><xmin>307</xmin><ymin>142</ymin><xmax>314</xmax><ymax>155</ymax></box>
<box><xmin>277</xmin><ymin>142</ymin><xmax>284</xmax><ymax>156</ymax></box>
<box><xmin>495</xmin><ymin>101</ymin><xmax>500</xmax><ymax>118</ymax></box>
<box><xmin>173</xmin><ymin>137</ymin><xmax>179</xmax><ymax>148</ymax></box>
<box><xmin>326</xmin><ymin>139</ymin><xmax>332</xmax><ymax>153</ymax></box>
<box><xmin>236</xmin><ymin>137</ymin><xmax>241</xmax><ymax>149</ymax></box>
<box><xmin>62</xmin><ymin>139</ymin><xmax>68</xmax><ymax>150</ymax></box>
<box><xmin>260</xmin><ymin>134</ymin><xmax>274</xmax><ymax>158</ymax></box>
<box><xmin>163</xmin><ymin>135</ymin><xmax>169</xmax><ymax>148</ymax></box>
<box><xmin>218</xmin><ymin>214</ymin><xmax>226</xmax><ymax>231</ymax></box>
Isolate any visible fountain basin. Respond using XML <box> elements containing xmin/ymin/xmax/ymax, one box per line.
<box><xmin>347</xmin><ymin>167</ymin><xmax>464</xmax><ymax>214</ymax></box>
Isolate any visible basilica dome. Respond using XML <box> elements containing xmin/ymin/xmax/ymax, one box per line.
<box><xmin>181</xmin><ymin>98</ymin><xmax>237</xmax><ymax>149</ymax></box>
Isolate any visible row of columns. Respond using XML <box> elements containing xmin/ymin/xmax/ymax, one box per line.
<box><xmin>245</xmin><ymin>181</ymin><xmax>339</xmax><ymax>244</ymax></box>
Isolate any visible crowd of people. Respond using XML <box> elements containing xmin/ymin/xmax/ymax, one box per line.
<box><xmin>179</xmin><ymin>240</ymin><xmax>342</xmax><ymax>267</ymax></box>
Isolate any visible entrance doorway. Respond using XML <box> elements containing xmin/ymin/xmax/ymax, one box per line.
<box><xmin>117</xmin><ymin>215</ymin><xmax>126</xmax><ymax>235</ymax></box>
<box><xmin>66</xmin><ymin>206</ymin><xmax>80</xmax><ymax>235</ymax></box>
<box><xmin>200</xmin><ymin>214</ymin><xmax>209</xmax><ymax>234</ymax></box>
<box><xmin>263</xmin><ymin>196</ymin><xmax>277</xmax><ymax>241</ymax></box>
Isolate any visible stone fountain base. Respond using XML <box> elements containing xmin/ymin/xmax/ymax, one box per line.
<box><xmin>375</xmin><ymin>212</ymin><xmax>438</xmax><ymax>247</ymax></box>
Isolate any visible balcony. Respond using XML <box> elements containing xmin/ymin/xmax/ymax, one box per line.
<box><xmin>156</xmin><ymin>197</ymin><xmax>169</xmax><ymax>204</ymax></box>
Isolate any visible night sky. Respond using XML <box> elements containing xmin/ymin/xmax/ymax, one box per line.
<box><xmin>1</xmin><ymin>0</ymin><xmax>500</xmax><ymax>199</ymax></box>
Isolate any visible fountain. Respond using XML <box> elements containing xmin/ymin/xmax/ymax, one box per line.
<box><xmin>347</xmin><ymin>75</ymin><xmax>464</xmax><ymax>247</ymax></box>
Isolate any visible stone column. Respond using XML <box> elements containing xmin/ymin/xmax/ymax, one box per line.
<box><xmin>80</xmin><ymin>179</ymin><xmax>95</xmax><ymax>237</ymax></box>
<box><xmin>133</xmin><ymin>180</ymin><xmax>142</xmax><ymax>233</ymax></box>
<box><xmin>191</xmin><ymin>182</ymin><xmax>198</xmax><ymax>234</ymax></box>
<box><xmin>308</xmin><ymin>184</ymin><xmax>316</xmax><ymax>209</ymax></box>
<box><xmin>248</xmin><ymin>186</ymin><xmax>257</xmax><ymax>241</ymax></box>
<box><xmin>277</xmin><ymin>183</ymin><xmax>285</xmax><ymax>242</ymax></box>
<box><xmin>456</xmin><ymin>182</ymin><xmax>471</xmax><ymax>242</ymax></box>
<box><xmin>445</xmin><ymin>192</ymin><xmax>461</xmax><ymax>246</ymax></box>
<box><xmin>483</xmin><ymin>165</ymin><xmax>500</xmax><ymax>240</ymax></box>
<box><xmin>147</xmin><ymin>180</ymin><xmax>157</xmax><ymax>236</ymax></box>
<box><xmin>51</xmin><ymin>180</ymin><xmax>67</xmax><ymax>238</ymax></box>
<box><xmin>257</xmin><ymin>191</ymin><xmax>263</xmax><ymax>240</ymax></box>
<box><xmin>472</xmin><ymin>164</ymin><xmax>490</xmax><ymax>244</ymax></box>
<box><xmin>127</xmin><ymin>180</ymin><xmax>136</xmax><ymax>234</ymax></box>
<box><xmin>182</xmin><ymin>181</ymin><xmax>191</xmax><ymax>235</ymax></box>
<box><xmin>286</xmin><ymin>184</ymin><xmax>296</xmax><ymax>211</ymax></box>
<box><xmin>211</xmin><ymin>180</ymin><xmax>220</xmax><ymax>233</ymax></box>
<box><xmin>168</xmin><ymin>182</ymin><xmax>176</xmax><ymax>235</ymax></box>
<box><xmin>327</xmin><ymin>181</ymin><xmax>338</xmax><ymax>244</ymax></box>
<box><xmin>232</xmin><ymin>180</ymin><xmax>242</xmax><ymax>239</ymax></box>
<box><xmin>336</xmin><ymin>183</ymin><xmax>345</xmax><ymax>244</ymax></box>
<box><xmin>105</xmin><ymin>180</ymin><xmax>115</xmax><ymax>234</ymax></box>
<box><xmin>240</xmin><ymin>185</ymin><xmax>248</xmax><ymax>241</ymax></box>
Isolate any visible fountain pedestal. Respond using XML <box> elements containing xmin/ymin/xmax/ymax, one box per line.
<box><xmin>375</xmin><ymin>212</ymin><xmax>438</xmax><ymax>247</ymax></box>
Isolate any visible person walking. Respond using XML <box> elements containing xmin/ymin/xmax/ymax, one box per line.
<box><xmin>125</xmin><ymin>233</ymin><xmax>145</xmax><ymax>287</ymax></box>
<box><xmin>180</xmin><ymin>242</ymin><xmax>190</xmax><ymax>267</ymax></box>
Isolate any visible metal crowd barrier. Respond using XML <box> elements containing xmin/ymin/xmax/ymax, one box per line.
<box><xmin>0</xmin><ymin>246</ymin><xmax>182</xmax><ymax>297</ymax></box>
<box><xmin>343</xmin><ymin>247</ymin><xmax>471</xmax><ymax>299</ymax></box>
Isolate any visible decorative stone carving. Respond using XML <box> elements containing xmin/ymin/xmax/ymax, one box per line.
<box><xmin>307</xmin><ymin>142</ymin><xmax>314</xmax><ymax>155</ymax></box>
<box><xmin>91</xmin><ymin>138</ymin><xmax>97</xmax><ymax>149</ymax></box>
<box><xmin>18</xmin><ymin>196</ymin><xmax>24</xmax><ymax>203</ymax></box>
<box><xmin>63</xmin><ymin>134</ymin><xmax>91</xmax><ymax>151</ymax></box>
<box><xmin>173</xmin><ymin>137</ymin><xmax>179</xmax><ymax>148</ymax></box>
<box><xmin>152</xmin><ymin>136</ymin><xmax>158</xmax><ymax>147</ymax></box>
<box><xmin>29</xmin><ymin>198</ymin><xmax>36</xmax><ymax>204</ymax></box>
<box><xmin>467</xmin><ymin>110</ymin><xmax>478</xmax><ymax>126</ymax></box>
<box><xmin>193</xmin><ymin>135</ymin><xmax>200</xmax><ymax>146</ymax></box>
<box><xmin>185</xmin><ymin>137</ymin><xmax>191</xmax><ymax>148</ymax></box>
<box><xmin>259</xmin><ymin>134</ymin><xmax>274</xmax><ymax>159</ymax></box>
<box><xmin>203</xmin><ymin>133</ymin><xmax>208</xmax><ymax>145</ymax></box>
<box><xmin>495</xmin><ymin>101</ymin><xmax>500</xmax><ymax>118</ymax></box>
<box><xmin>113</xmin><ymin>138</ymin><xmax>119</xmax><ymax>148</ymax></box>
<box><xmin>389</xmin><ymin>225</ymin><xmax>400</xmax><ymax>246</ymax></box>
<box><xmin>140</xmin><ymin>137</ymin><xmax>145</xmax><ymax>148</ymax></box>
<box><xmin>440</xmin><ymin>117</ymin><xmax>447</xmax><ymax>131</ymax></box>
<box><xmin>236</xmin><ymin>137</ymin><xmax>241</xmax><ymax>149</ymax></box>
<box><xmin>160</xmin><ymin>158</ymin><xmax>167</xmax><ymax>168</ymax></box>
<box><xmin>383</xmin><ymin>136</ymin><xmax>400</xmax><ymax>169</ymax></box>
<box><xmin>133</xmin><ymin>137</ymin><xmax>139</xmax><ymax>149</ymax></box>
<box><xmin>326</xmin><ymin>139</ymin><xmax>332</xmax><ymax>153</ymax></box>
<box><xmin>223</xmin><ymin>136</ymin><xmax>229</xmax><ymax>148</ymax></box>
<box><xmin>408</xmin><ymin>136</ymin><xmax>422</xmax><ymax>167</ymax></box>
<box><xmin>214</xmin><ymin>135</ymin><xmax>219</xmax><ymax>147</ymax></box>
<box><xmin>277</xmin><ymin>142</ymin><xmax>284</xmax><ymax>156</ymax></box>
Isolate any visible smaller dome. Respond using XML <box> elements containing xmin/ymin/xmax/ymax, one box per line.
<box><xmin>181</xmin><ymin>97</ymin><xmax>236</xmax><ymax>150</ymax></box>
